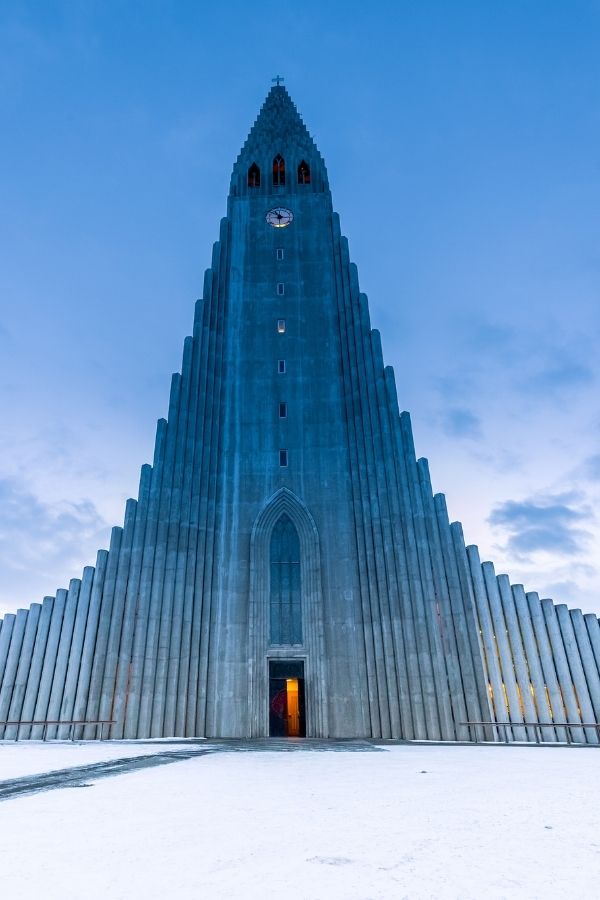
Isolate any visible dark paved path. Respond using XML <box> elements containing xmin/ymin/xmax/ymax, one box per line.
<box><xmin>0</xmin><ymin>739</ymin><xmax>382</xmax><ymax>802</ymax></box>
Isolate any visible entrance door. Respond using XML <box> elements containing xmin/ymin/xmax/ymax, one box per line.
<box><xmin>269</xmin><ymin>660</ymin><xmax>306</xmax><ymax>737</ymax></box>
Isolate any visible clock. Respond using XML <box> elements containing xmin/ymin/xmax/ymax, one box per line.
<box><xmin>266</xmin><ymin>207</ymin><xmax>294</xmax><ymax>228</ymax></box>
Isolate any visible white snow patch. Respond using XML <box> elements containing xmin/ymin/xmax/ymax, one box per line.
<box><xmin>0</xmin><ymin>739</ymin><xmax>196</xmax><ymax>779</ymax></box>
<box><xmin>0</xmin><ymin>744</ymin><xmax>599</xmax><ymax>899</ymax></box>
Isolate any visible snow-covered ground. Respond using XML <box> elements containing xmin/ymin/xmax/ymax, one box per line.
<box><xmin>0</xmin><ymin>743</ymin><xmax>598</xmax><ymax>899</ymax></box>
<box><xmin>0</xmin><ymin>738</ymin><xmax>197</xmax><ymax>780</ymax></box>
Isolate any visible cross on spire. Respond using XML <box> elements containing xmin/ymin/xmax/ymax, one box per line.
<box><xmin>272</xmin><ymin>75</ymin><xmax>285</xmax><ymax>86</ymax></box>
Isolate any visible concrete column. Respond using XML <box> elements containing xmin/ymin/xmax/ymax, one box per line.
<box><xmin>527</xmin><ymin>592</ymin><xmax>567</xmax><ymax>734</ymax></box>
<box><xmin>398</xmin><ymin>411</ymin><xmax>451</xmax><ymax>740</ymax></box>
<box><xmin>156</xmin><ymin>340</ymin><xmax>194</xmax><ymax>737</ymax></box>
<box><xmin>189</xmin><ymin>264</ymin><xmax>222</xmax><ymax>736</ymax></box>
<box><xmin>72</xmin><ymin>550</ymin><xmax>109</xmax><ymax>739</ymax></box>
<box><xmin>123</xmin><ymin>425</ymin><xmax>167</xmax><ymax>738</ymax></box>
<box><xmin>57</xmin><ymin>566</ymin><xmax>95</xmax><ymax>738</ymax></box>
<box><xmin>110</xmin><ymin>463</ymin><xmax>153</xmax><ymax>739</ymax></box>
<box><xmin>372</xmin><ymin>335</ymin><xmax>417</xmax><ymax>738</ymax></box>
<box><xmin>417</xmin><ymin>471</ymin><xmax>470</xmax><ymax>741</ymax></box>
<box><xmin>384</xmin><ymin>369</ymin><xmax>430</xmax><ymax>739</ymax></box>
<box><xmin>570</xmin><ymin>609</ymin><xmax>600</xmax><ymax>722</ymax></box>
<box><xmin>450</xmin><ymin>523</ymin><xmax>495</xmax><ymax>740</ymax></box>
<box><xmin>0</xmin><ymin>614</ymin><xmax>15</xmax><ymax>687</ymax></box>
<box><xmin>326</xmin><ymin>229</ymin><xmax>380</xmax><ymax>738</ymax></box>
<box><xmin>434</xmin><ymin>498</ymin><xmax>490</xmax><ymax>739</ymax></box>
<box><xmin>0</xmin><ymin>610</ymin><xmax>29</xmax><ymax>738</ymax></box>
<box><xmin>482</xmin><ymin>564</ymin><xmax>526</xmax><ymax>741</ymax></box>
<box><xmin>584</xmin><ymin>614</ymin><xmax>600</xmax><ymax>689</ymax></box>
<box><xmin>202</xmin><ymin>227</ymin><xmax>240</xmax><ymax>736</ymax></box>
<box><xmin>98</xmin><ymin>500</ymin><xmax>137</xmax><ymax>737</ymax></box>
<box><xmin>31</xmin><ymin>589</ymin><xmax>67</xmax><ymax>739</ymax></box>
<box><xmin>4</xmin><ymin>604</ymin><xmax>41</xmax><ymax>739</ymax></box>
<box><xmin>167</xmin><ymin>334</ymin><xmax>201</xmax><ymax>737</ymax></box>
<box><xmin>466</xmin><ymin>546</ymin><xmax>509</xmax><ymax>733</ymax></box>
<box><xmin>555</xmin><ymin>605</ymin><xmax>597</xmax><ymax>743</ymax></box>
<box><xmin>344</xmin><ymin>287</ymin><xmax>397</xmax><ymax>738</ymax></box>
<box><xmin>17</xmin><ymin>597</ymin><xmax>54</xmax><ymax>739</ymax></box>
<box><xmin>511</xmin><ymin>585</ymin><xmax>554</xmax><ymax>741</ymax></box>
<box><xmin>328</xmin><ymin>243</ymin><xmax>388</xmax><ymax>738</ymax></box>
<box><xmin>138</xmin><ymin>376</ymin><xmax>182</xmax><ymax>737</ymax></box>
<box><xmin>176</xmin><ymin>300</ymin><xmax>208</xmax><ymax>736</ymax></box>
<box><xmin>45</xmin><ymin>579</ymin><xmax>81</xmax><ymax>740</ymax></box>
<box><xmin>496</xmin><ymin>577</ymin><xmax>538</xmax><ymax>739</ymax></box>
<box><xmin>183</xmin><ymin>287</ymin><xmax>219</xmax><ymax>736</ymax></box>
<box><xmin>82</xmin><ymin>526</ymin><xmax>123</xmax><ymax>737</ymax></box>
<box><xmin>541</xmin><ymin>598</ymin><xmax>585</xmax><ymax>742</ymax></box>
<box><xmin>357</xmin><ymin>320</ymin><xmax>405</xmax><ymax>738</ymax></box>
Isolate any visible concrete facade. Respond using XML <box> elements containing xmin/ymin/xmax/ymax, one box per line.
<box><xmin>1</xmin><ymin>86</ymin><xmax>599</xmax><ymax>743</ymax></box>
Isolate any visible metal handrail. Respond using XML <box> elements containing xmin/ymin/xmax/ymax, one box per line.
<box><xmin>0</xmin><ymin>720</ymin><xmax>116</xmax><ymax>741</ymax></box>
<box><xmin>461</xmin><ymin>720</ymin><xmax>600</xmax><ymax>745</ymax></box>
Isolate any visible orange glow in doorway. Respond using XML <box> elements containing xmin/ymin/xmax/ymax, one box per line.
<box><xmin>286</xmin><ymin>678</ymin><xmax>300</xmax><ymax>737</ymax></box>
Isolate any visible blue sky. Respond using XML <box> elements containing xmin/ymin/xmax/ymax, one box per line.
<box><xmin>1</xmin><ymin>0</ymin><xmax>599</xmax><ymax>616</ymax></box>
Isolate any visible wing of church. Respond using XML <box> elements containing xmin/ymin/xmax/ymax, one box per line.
<box><xmin>1</xmin><ymin>85</ymin><xmax>599</xmax><ymax>744</ymax></box>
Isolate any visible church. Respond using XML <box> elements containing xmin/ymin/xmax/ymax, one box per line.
<box><xmin>0</xmin><ymin>85</ymin><xmax>599</xmax><ymax>744</ymax></box>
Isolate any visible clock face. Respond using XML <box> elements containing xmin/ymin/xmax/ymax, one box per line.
<box><xmin>266</xmin><ymin>207</ymin><xmax>294</xmax><ymax>228</ymax></box>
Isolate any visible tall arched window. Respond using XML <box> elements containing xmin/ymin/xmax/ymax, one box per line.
<box><xmin>270</xmin><ymin>514</ymin><xmax>302</xmax><ymax>644</ymax></box>
<box><xmin>248</xmin><ymin>162</ymin><xmax>261</xmax><ymax>187</ymax></box>
<box><xmin>297</xmin><ymin>160</ymin><xmax>311</xmax><ymax>184</ymax></box>
<box><xmin>272</xmin><ymin>154</ymin><xmax>285</xmax><ymax>186</ymax></box>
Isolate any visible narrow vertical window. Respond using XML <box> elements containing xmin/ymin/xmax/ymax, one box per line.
<box><xmin>276</xmin><ymin>248</ymin><xmax>284</xmax><ymax>260</ymax></box>
<box><xmin>277</xmin><ymin>283</ymin><xmax>285</xmax><ymax>296</ymax></box>
<box><xmin>297</xmin><ymin>160</ymin><xmax>311</xmax><ymax>184</ymax></box>
<box><xmin>277</xmin><ymin>319</ymin><xmax>286</xmax><ymax>333</ymax></box>
<box><xmin>270</xmin><ymin>514</ymin><xmax>302</xmax><ymax>645</ymax></box>
<box><xmin>279</xmin><ymin>449</ymin><xmax>288</xmax><ymax>467</ymax></box>
<box><xmin>279</xmin><ymin>402</ymin><xmax>287</xmax><ymax>418</ymax></box>
<box><xmin>278</xmin><ymin>359</ymin><xmax>286</xmax><ymax>374</ymax></box>
<box><xmin>248</xmin><ymin>162</ymin><xmax>260</xmax><ymax>187</ymax></box>
<box><xmin>273</xmin><ymin>154</ymin><xmax>285</xmax><ymax>186</ymax></box>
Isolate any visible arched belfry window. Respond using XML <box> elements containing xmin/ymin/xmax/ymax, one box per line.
<box><xmin>272</xmin><ymin>154</ymin><xmax>285</xmax><ymax>186</ymax></box>
<box><xmin>298</xmin><ymin>160</ymin><xmax>311</xmax><ymax>184</ymax></box>
<box><xmin>270</xmin><ymin>514</ymin><xmax>302</xmax><ymax>645</ymax></box>
<box><xmin>248</xmin><ymin>162</ymin><xmax>261</xmax><ymax>187</ymax></box>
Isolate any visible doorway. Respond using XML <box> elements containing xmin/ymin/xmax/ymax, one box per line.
<box><xmin>269</xmin><ymin>660</ymin><xmax>306</xmax><ymax>737</ymax></box>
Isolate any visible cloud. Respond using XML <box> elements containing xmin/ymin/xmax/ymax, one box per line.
<box><xmin>522</xmin><ymin>360</ymin><xmax>594</xmax><ymax>397</ymax></box>
<box><xmin>462</xmin><ymin>320</ymin><xmax>517</xmax><ymax>353</ymax></box>
<box><xmin>583</xmin><ymin>453</ymin><xmax>600</xmax><ymax>481</ymax></box>
<box><xmin>489</xmin><ymin>493</ymin><xmax>593</xmax><ymax>558</ymax></box>
<box><xmin>0</xmin><ymin>478</ymin><xmax>108</xmax><ymax>613</ymax></box>
<box><xmin>441</xmin><ymin>407</ymin><xmax>482</xmax><ymax>439</ymax></box>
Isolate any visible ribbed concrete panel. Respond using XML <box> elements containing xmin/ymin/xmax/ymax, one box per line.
<box><xmin>497</xmin><ymin>576</ymin><xmax>538</xmax><ymax>741</ymax></box>
<box><xmin>4</xmin><ymin>604</ymin><xmax>41</xmax><ymax>739</ymax></box>
<box><xmin>570</xmin><ymin>610</ymin><xmax>600</xmax><ymax>722</ymax></box>
<box><xmin>17</xmin><ymin>597</ymin><xmax>54</xmax><ymax>739</ymax></box>
<box><xmin>0</xmin><ymin>610</ymin><xmax>28</xmax><ymax>738</ymax></box>
<box><xmin>0</xmin><ymin>615</ymin><xmax>16</xmax><ymax>687</ymax></box>
<box><xmin>527</xmin><ymin>592</ymin><xmax>567</xmax><ymax>732</ymax></box>
<box><xmin>512</xmin><ymin>584</ymin><xmax>556</xmax><ymax>742</ymax></box>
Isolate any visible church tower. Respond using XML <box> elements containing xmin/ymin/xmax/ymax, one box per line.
<box><xmin>1</xmin><ymin>85</ymin><xmax>599</xmax><ymax>744</ymax></box>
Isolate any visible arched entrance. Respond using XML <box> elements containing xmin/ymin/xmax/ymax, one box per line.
<box><xmin>248</xmin><ymin>488</ymin><xmax>328</xmax><ymax>737</ymax></box>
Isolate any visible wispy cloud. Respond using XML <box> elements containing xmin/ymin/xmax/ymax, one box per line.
<box><xmin>582</xmin><ymin>453</ymin><xmax>600</xmax><ymax>481</ymax></box>
<box><xmin>522</xmin><ymin>360</ymin><xmax>594</xmax><ymax>397</ymax></box>
<box><xmin>0</xmin><ymin>478</ymin><xmax>108</xmax><ymax>614</ymax></box>
<box><xmin>441</xmin><ymin>407</ymin><xmax>482</xmax><ymax>439</ymax></box>
<box><xmin>489</xmin><ymin>492</ymin><xmax>593</xmax><ymax>558</ymax></box>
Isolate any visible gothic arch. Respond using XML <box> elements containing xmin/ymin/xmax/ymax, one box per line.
<box><xmin>272</xmin><ymin>153</ymin><xmax>285</xmax><ymax>186</ymax></box>
<box><xmin>298</xmin><ymin>159</ymin><xmax>311</xmax><ymax>184</ymax></box>
<box><xmin>248</xmin><ymin>488</ymin><xmax>328</xmax><ymax>737</ymax></box>
<box><xmin>247</xmin><ymin>162</ymin><xmax>260</xmax><ymax>187</ymax></box>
